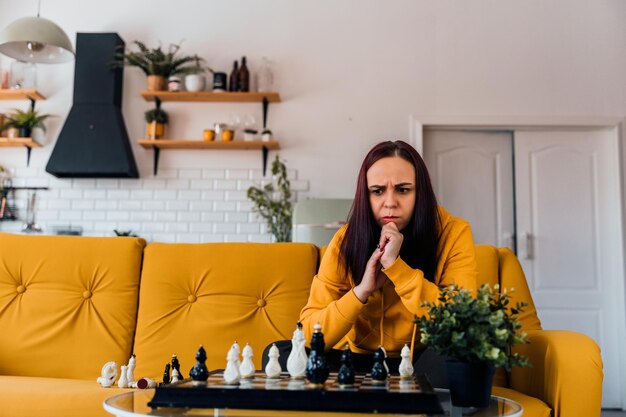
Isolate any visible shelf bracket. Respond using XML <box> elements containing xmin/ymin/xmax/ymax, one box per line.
<box><xmin>153</xmin><ymin>146</ymin><xmax>160</xmax><ymax>176</ymax></box>
<box><xmin>29</xmin><ymin>98</ymin><xmax>36</xmax><ymax>112</ymax></box>
<box><xmin>262</xmin><ymin>97</ymin><xmax>269</xmax><ymax>130</ymax></box>
<box><xmin>262</xmin><ymin>145</ymin><xmax>269</xmax><ymax>176</ymax></box>
<box><xmin>25</xmin><ymin>146</ymin><xmax>32</xmax><ymax>167</ymax></box>
<box><xmin>154</xmin><ymin>96</ymin><xmax>162</xmax><ymax>110</ymax></box>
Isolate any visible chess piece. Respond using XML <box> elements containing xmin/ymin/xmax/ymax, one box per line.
<box><xmin>96</xmin><ymin>361</ymin><xmax>118</xmax><ymax>388</ymax></box>
<box><xmin>239</xmin><ymin>343</ymin><xmax>256</xmax><ymax>379</ymax></box>
<box><xmin>399</xmin><ymin>344</ymin><xmax>414</xmax><ymax>379</ymax></box>
<box><xmin>265</xmin><ymin>343</ymin><xmax>282</xmax><ymax>379</ymax></box>
<box><xmin>337</xmin><ymin>344</ymin><xmax>355</xmax><ymax>388</ymax></box>
<box><xmin>370</xmin><ymin>346</ymin><xmax>388</xmax><ymax>385</ymax></box>
<box><xmin>189</xmin><ymin>345</ymin><xmax>209</xmax><ymax>386</ymax></box>
<box><xmin>287</xmin><ymin>322</ymin><xmax>308</xmax><ymax>379</ymax></box>
<box><xmin>380</xmin><ymin>346</ymin><xmax>390</xmax><ymax>374</ymax></box>
<box><xmin>305</xmin><ymin>323</ymin><xmax>330</xmax><ymax>388</ymax></box>
<box><xmin>231</xmin><ymin>341</ymin><xmax>242</xmax><ymax>369</ymax></box>
<box><xmin>163</xmin><ymin>363</ymin><xmax>171</xmax><ymax>384</ymax></box>
<box><xmin>171</xmin><ymin>354</ymin><xmax>184</xmax><ymax>379</ymax></box>
<box><xmin>136</xmin><ymin>378</ymin><xmax>156</xmax><ymax>389</ymax></box>
<box><xmin>118</xmin><ymin>365</ymin><xmax>129</xmax><ymax>388</ymax></box>
<box><xmin>171</xmin><ymin>368</ymin><xmax>180</xmax><ymax>383</ymax></box>
<box><xmin>126</xmin><ymin>354</ymin><xmax>136</xmax><ymax>387</ymax></box>
<box><xmin>224</xmin><ymin>346</ymin><xmax>242</xmax><ymax>385</ymax></box>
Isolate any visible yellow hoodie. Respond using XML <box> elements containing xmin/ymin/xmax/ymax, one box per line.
<box><xmin>299</xmin><ymin>206</ymin><xmax>478</xmax><ymax>358</ymax></box>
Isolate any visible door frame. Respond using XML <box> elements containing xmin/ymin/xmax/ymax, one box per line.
<box><xmin>410</xmin><ymin>114</ymin><xmax>626</xmax><ymax>409</ymax></box>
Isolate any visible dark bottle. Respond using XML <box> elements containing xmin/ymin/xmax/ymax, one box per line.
<box><xmin>229</xmin><ymin>60</ymin><xmax>239</xmax><ymax>92</ymax></box>
<box><xmin>238</xmin><ymin>56</ymin><xmax>250</xmax><ymax>92</ymax></box>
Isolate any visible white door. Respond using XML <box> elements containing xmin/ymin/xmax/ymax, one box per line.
<box><xmin>515</xmin><ymin>129</ymin><xmax>624</xmax><ymax>408</ymax></box>
<box><xmin>423</xmin><ymin>129</ymin><xmax>515</xmax><ymax>250</ymax></box>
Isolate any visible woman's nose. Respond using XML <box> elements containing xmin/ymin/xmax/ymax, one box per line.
<box><xmin>383</xmin><ymin>193</ymin><xmax>397</xmax><ymax>208</ymax></box>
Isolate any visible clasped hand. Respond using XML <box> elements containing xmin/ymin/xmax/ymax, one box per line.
<box><xmin>353</xmin><ymin>223</ymin><xmax>403</xmax><ymax>303</ymax></box>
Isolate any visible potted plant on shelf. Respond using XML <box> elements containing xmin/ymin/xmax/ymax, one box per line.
<box><xmin>247</xmin><ymin>155</ymin><xmax>293</xmax><ymax>242</ymax></box>
<box><xmin>185</xmin><ymin>56</ymin><xmax>212</xmax><ymax>92</ymax></box>
<box><xmin>416</xmin><ymin>284</ymin><xmax>530</xmax><ymax>408</ymax></box>
<box><xmin>116</xmin><ymin>41</ymin><xmax>203</xmax><ymax>91</ymax></box>
<box><xmin>2</xmin><ymin>107</ymin><xmax>52</xmax><ymax>138</ymax></box>
<box><xmin>145</xmin><ymin>107</ymin><xmax>169</xmax><ymax>140</ymax></box>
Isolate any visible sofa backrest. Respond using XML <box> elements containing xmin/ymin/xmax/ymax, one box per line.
<box><xmin>0</xmin><ymin>233</ymin><xmax>145</xmax><ymax>380</ymax></box>
<box><xmin>133</xmin><ymin>242</ymin><xmax>319</xmax><ymax>379</ymax></box>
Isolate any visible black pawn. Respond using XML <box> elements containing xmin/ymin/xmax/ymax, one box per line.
<box><xmin>337</xmin><ymin>345</ymin><xmax>355</xmax><ymax>388</ymax></box>
<box><xmin>171</xmin><ymin>354</ymin><xmax>184</xmax><ymax>379</ymax></box>
<box><xmin>371</xmin><ymin>347</ymin><xmax>388</xmax><ymax>385</ymax></box>
<box><xmin>163</xmin><ymin>363</ymin><xmax>171</xmax><ymax>384</ymax></box>
<box><xmin>189</xmin><ymin>345</ymin><xmax>209</xmax><ymax>385</ymax></box>
<box><xmin>305</xmin><ymin>323</ymin><xmax>329</xmax><ymax>387</ymax></box>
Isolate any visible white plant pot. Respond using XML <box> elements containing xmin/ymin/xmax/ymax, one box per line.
<box><xmin>185</xmin><ymin>74</ymin><xmax>206</xmax><ymax>92</ymax></box>
<box><xmin>261</xmin><ymin>132</ymin><xmax>272</xmax><ymax>142</ymax></box>
<box><xmin>243</xmin><ymin>132</ymin><xmax>257</xmax><ymax>142</ymax></box>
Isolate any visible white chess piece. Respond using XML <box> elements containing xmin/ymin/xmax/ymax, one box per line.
<box><xmin>399</xmin><ymin>344</ymin><xmax>414</xmax><ymax>379</ymax></box>
<box><xmin>96</xmin><ymin>361</ymin><xmax>118</xmax><ymax>388</ymax></box>
<box><xmin>224</xmin><ymin>346</ymin><xmax>242</xmax><ymax>384</ymax></box>
<box><xmin>231</xmin><ymin>341</ymin><xmax>242</xmax><ymax>369</ymax></box>
<box><xmin>286</xmin><ymin>323</ymin><xmax>308</xmax><ymax>379</ymax></box>
<box><xmin>118</xmin><ymin>365</ymin><xmax>129</xmax><ymax>388</ymax></box>
<box><xmin>171</xmin><ymin>368</ymin><xmax>180</xmax><ymax>383</ymax></box>
<box><xmin>126</xmin><ymin>354</ymin><xmax>136</xmax><ymax>387</ymax></box>
<box><xmin>239</xmin><ymin>343</ymin><xmax>256</xmax><ymax>379</ymax></box>
<box><xmin>264</xmin><ymin>343</ymin><xmax>282</xmax><ymax>379</ymax></box>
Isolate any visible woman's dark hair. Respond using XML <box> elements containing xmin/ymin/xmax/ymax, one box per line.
<box><xmin>340</xmin><ymin>140</ymin><xmax>440</xmax><ymax>284</ymax></box>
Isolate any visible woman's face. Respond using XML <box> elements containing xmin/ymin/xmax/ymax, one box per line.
<box><xmin>366</xmin><ymin>156</ymin><xmax>416</xmax><ymax>231</ymax></box>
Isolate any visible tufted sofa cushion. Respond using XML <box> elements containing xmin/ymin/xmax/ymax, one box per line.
<box><xmin>133</xmin><ymin>242</ymin><xmax>319</xmax><ymax>378</ymax></box>
<box><xmin>0</xmin><ymin>233</ymin><xmax>145</xmax><ymax>380</ymax></box>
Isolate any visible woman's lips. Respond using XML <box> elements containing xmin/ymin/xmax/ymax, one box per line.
<box><xmin>382</xmin><ymin>216</ymin><xmax>399</xmax><ymax>224</ymax></box>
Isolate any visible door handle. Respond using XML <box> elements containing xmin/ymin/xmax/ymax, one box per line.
<box><xmin>502</xmin><ymin>232</ymin><xmax>515</xmax><ymax>250</ymax></box>
<box><xmin>524</xmin><ymin>232</ymin><xmax>533</xmax><ymax>259</ymax></box>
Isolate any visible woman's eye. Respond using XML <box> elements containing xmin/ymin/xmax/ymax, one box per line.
<box><xmin>371</xmin><ymin>189</ymin><xmax>383</xmax><ymax>196</ymax></box>
<box><xmin>397</xmin><ymin>188</ymin><xmax>410</xmax><ymax>193</ymax></box>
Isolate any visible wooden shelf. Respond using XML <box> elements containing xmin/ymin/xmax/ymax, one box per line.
<box><xmin>0</xmin><ymin>89</ymin><xmax>46</xmax><ymax>101</ymax></box>
<box><xmin>138</xmin><ymin>139</ymin><xmax>280</xmax><ymax>150</ymax></box>
<box><xmin>140</xmin><ymin>91</ymin><xmax>281</xmax><ymax>103</ymax></box>
<box><xmin>0</xmin><ymin>137</ymin><xmax>42</xmax><ymax>148</ymax></box>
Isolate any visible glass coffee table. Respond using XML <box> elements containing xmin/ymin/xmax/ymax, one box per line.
<box><xmin>103</xmin><ymin>388</ymin><xmax>523</xmax><ymax>417</ymax></box>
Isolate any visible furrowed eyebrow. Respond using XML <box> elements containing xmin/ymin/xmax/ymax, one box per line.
<box><xmin>395</xmin><ymin>183</ymin><xmax>413</xmax><ymax>187</ymax></box>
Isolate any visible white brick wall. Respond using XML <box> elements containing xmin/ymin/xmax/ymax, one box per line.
<box><xmin>0</xmin><ymin>168</ymin><xmax>305</xmax><ymax>243</ymax></box>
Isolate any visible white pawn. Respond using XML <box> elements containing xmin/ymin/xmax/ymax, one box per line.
<box><xmin>286</xmin><ymin>323</ymin><xmax>308</xmax><ymax>379</ymax></box>
<box><xmin>264</xmin><ymin>343</ymin><xmax>282</xmax><ymax>379</ymax></box>
<box><xmin>224</xmin><ymin>346</ymin><xmax>242</xmax><ymax>385</ymax></box>
<box><xmin>239</xmin><ymin>343</ymin><xmax>256</xmax><ymax>379</ymax></box>
<box><xmin>118</xmin><ymin>365</ymin><xmax>129</xmax><ymax>388</ymax></box>
<box><xmin>399</xmin><ymin>344</ymin><xmax>414</xmax><ymax>379</ymax></box>
<box><xmin>171</xmin><ymin>368</ymin><xmax>180</xmax><ymax>383</ymax></box>
<box><xmin>126</xmin><ymin>354</ymin><xmax>136</xmax><ymax>387</ymax></box>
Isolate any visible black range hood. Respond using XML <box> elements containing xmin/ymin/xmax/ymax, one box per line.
<box><xmin>46</xmin><ymin>33</ymin><xmax>138</xmax><ymax>178</ymax></box>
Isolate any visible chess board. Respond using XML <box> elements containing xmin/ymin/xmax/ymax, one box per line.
<box><xmin>148</xmin><ymin>370</ymin><xmax>443</xmax><ymax>414</ymax></box>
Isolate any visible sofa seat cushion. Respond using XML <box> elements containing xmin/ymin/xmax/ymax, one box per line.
<box><xmin>134</xmin><ymin>242</ymin><xmax>319</xmax><ymax>378</ymax></box>
<box><xmin>0</xmin><ymin>375</ymin><xmax>132</xmax><ymax>417</ymax></box>
<box><xmin>0</xmin><ymin>234</ymin><xmax>146</xmax><ymax>380</ymax></box>
<box><xmin>492</xmin><ymin>386</ymin><xmax>551</xmax><ymax>417</ymax></box>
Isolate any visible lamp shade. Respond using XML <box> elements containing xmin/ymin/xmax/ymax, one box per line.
<box><xmin>0</xmin><ymin>16</ymin><xmax>74</xmax><ymax>63</ymax></box>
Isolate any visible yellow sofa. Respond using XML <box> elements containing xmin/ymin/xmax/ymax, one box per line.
<box><xmin>0</xmin><ymin>233</ymin><xmax>602</xmax><ymax>416</ymax></box>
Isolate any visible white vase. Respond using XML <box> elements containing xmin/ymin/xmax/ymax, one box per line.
<box><xmin>185</xmin><ymin>74</ymin><xmax>206</xmax><ymax>92</ymax></box>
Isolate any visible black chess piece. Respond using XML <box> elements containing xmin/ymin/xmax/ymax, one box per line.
<box><xmin>371</xmin><ymin>346</ymin><xmax>388</xmax><ymax>385</ymax></box>
<box><xmin>337</xmin><ymin>344</ymin><xmax>355</xmax><ymax>388</ymax></box>
<box><xmin>171</xmin><ymin>354</ymin><xmax>184</xmax><ymax>379</ymax></box>
<box><xmin>189</xmin><ymin>346</ymin><xmax>209</xmax><ymax>385</ymax></box>
<box><xmin>163</xmin><ymin>363</ymin><xmax>171</xmax><ymax>384</ymax></box>
<box><xmin>305</xmin><ymin>323</ymin><xmax>330</xmax><ymax>388</ymax></box>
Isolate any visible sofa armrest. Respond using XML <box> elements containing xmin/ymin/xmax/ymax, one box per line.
<box><xmin>510</xmin><ymin>329</ymin><xmax>603</xmax><ymax>417</ymax></box>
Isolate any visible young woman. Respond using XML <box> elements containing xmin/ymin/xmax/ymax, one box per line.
<box><xmin>299</xmin><ymin>140</ymin><xmax>478</xmax><ymax>372</ymax></box>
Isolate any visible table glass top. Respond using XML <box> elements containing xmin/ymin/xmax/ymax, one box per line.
<box><xmin>103</xmin><ymin>388</ymin><xmax>523</xmax><ymax>417</ymax></box>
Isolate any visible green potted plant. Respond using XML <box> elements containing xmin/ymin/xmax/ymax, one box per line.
<box><xmin>247</xmin><ymin>155</ymin><xmax>293</xmax><ymax>242</ymax></box>
<box><xmin>145</xmin><ymin>107</ymin><xmax>169</xmax><ymax>139</ymax></box>
<box><xmin>113</xmin><ymin>229</ymin><xmax>138</xmax><ymax>237</ymax></box>
<box><xmin>185</xmin><ymin>56</ymin><xmax>212</xmax><ymax>92</ymax></box>
<box><xmin>2</xmin><ymin>108</ymin><xmax>52</xmax><ymax>138</ymax></box>
<box><xmin>416</xmin><ymin>283</ymin><xmax>530</xmax><ymax>408</ymax></box>
<box><xmin>116</xmin><ymin>41</ymin><xmax>203</xmax><ymax>91</ymax></box>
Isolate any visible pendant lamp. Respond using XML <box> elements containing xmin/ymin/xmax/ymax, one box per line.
<box><xmin>0</xmin><ymin>0</ymin><xmax>74</xmax><ymax>64</ymax></box>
